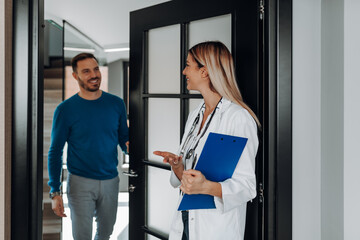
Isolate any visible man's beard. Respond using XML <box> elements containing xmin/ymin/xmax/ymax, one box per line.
<box><xmin>78</xmin><ymin>76</ymin><xmax>100</xmax><ymax>92</ymax></box>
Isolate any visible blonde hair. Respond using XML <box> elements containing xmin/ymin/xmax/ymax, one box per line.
<box><xmin>189</xmin><ymin>41</ymin><xmax>261</xmax><ymax>127</ymax></box>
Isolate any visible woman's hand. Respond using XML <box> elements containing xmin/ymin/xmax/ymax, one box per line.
<box><xmin>153</xmin><ymin>151</ymin><xmax>183</xmax><ymax>170</ymax></box>
<box><xmin>180</xmin><ymin>169</ymin><xmax>222</xmax><ymax>197</ymax></box>
<box><xmin>180</xmin><ymin>169</ymin><xmax>207</xmax><ymax>194</ymax></box>
<box><xmin>154</xmin><ymin>151</ymin><xmax>184</xmax><ymax>180</ymax></box>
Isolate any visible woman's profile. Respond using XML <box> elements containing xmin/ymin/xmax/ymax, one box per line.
<box><xmin>154</xmin><ymin>41</ymin><xmax>259</xmax><ymax>240</ymax></box>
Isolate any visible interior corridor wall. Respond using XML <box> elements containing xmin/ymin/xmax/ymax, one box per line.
<box><xmin>108</xmin><ymin>59</ymin><xmax>129</xmax><ymax>192</ymax></box>
<box><xmin>108</xmin><ymin>59</ymin><xmax>124</xmax><ymax>99</ymax></box>
<box><xmin>293</xmin><ymin>0</ymin><xmax>322</xmax><ymax>239</ymax></box>
<box><xmin>344</xmin><ymin>0</ymin><xmax>360</xmax><ymax>238</ymax></box>
<box><xmin>321</xmin><ymin>0</ymin><xmax>344</xmax><ymax>239</ymax></box>
<box><xmin>294</xmin><ymin>0</ymin><xmax>360</xmax><ymax>239</ymax></box>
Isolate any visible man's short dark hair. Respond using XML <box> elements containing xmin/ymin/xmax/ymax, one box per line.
<box><xmin>71</xmin><ymin>52</ymin><xmax>99</xmax><ymax>73</ymax></box>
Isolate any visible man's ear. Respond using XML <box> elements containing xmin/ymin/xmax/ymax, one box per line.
<box><xmin>72</xmin><ymin>72</ymin><xmax>78</xmax><ymax>80</ymax></box>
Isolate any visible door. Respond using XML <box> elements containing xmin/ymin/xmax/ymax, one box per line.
<box><xmin>129</xmin><ymin>0</ymin><xmax>264</xmax><ymax>239</ymax></box>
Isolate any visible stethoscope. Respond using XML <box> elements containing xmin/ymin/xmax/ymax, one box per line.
<box><xmin>179</xmin><ymin>97</ymin><xmax>222</xmax><ymax>170</ymax></box>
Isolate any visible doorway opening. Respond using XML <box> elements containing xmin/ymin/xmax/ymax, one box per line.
<box><xmin>42</xmin><ymin>20</ymin><xmax>131</xmax><ymax>239</ymax></box>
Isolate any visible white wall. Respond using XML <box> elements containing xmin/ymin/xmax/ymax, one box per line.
<box><xmin>293</xmin><ymin>0</ymin><xmax>322</xmax><ymax>239</ymax></box>
<box><xmin>321</xmin><ymin>0</ymin><xmax>344</xmax><ymax>239</ymax></box>
<box><xmin>108</xmin><ymin>59</ymin><xmax>124</xmax><ymax>98</ymax></box>
<box><xmin>294</xmin><ymin>0</ymin><xmax>360</xmax><ymax>239</ymax></box>
<box><xmin>344</xmin><ymin>0</ymin><xmax>360</xmax><ymax>239</ymax></box>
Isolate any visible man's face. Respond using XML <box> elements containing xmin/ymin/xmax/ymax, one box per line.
<box><xmin>73</xmin><ymin>58</ymin><xmax>101</xmax><ymax>92</ymax></box>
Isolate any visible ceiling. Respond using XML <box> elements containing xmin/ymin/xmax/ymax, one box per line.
<box><xmin>45</xmin><ymin>0</ymin><xmax>171</xmax><ymax>62</ymax></box>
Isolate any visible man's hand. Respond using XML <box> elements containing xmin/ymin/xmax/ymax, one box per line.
<box><xmin>126</xmin><ymin>141</ymin><xmax>129</xmax><ymax>153</ymax></box>
<box><xmin>51</xmin><ymin>195</ymin><xmax>67</xmax><ymax>217</ymax></box>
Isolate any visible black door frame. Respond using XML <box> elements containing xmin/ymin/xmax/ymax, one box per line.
<box><xmin>11</xmin><ymin>0</ymin><xmax>44</xmax><ymax>239</ymax></box>
<box><xmin>10</xmin><ymin>0</ymin><xmax>292</xmax><ymax>239</ymax></box>
<box><xmin>265</xmin><ymin>0</ymin><xmax>292</xmax><ymax>239</ymax></box>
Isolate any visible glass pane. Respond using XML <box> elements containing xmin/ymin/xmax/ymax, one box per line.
<box><xmin>189</xmin><ymin>14</ymin><xmax>232</xmax><ymax>52</ymax></box>
<box><xmin>147</xmin><ymin>166</ymin><xmax>179</xmax><ymax>236</ymax></box>
<box><xmin>187</xmin><ymin>14</ymin><xmax>231</xmax><ymax>95</ymax></box>
<box><xmin>189</xmin><ymin>98</ymin><xmax>204</xmax><ymax>114</ymax></box>
<box><xmin>148</xmin><ymin>98</ymin><xmax>180</xmax><ymax>162</ymax></box>
<box><xmin>147</xmin><ymin>234</ymin><xmax>161</xmax><ymax>240</ymax></box>
<box><xmin>148</xmin><ymin>24</ymin><xmax>181</xmax><ymax>94</ymax></box>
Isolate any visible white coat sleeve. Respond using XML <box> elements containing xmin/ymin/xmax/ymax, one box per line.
<box><xmin>169</xmin><ymin>107</ymin><xmax>200</xmax><ymax>188</ymax></box>
<box><xmin>170</xmin><ymin>168</ymin><xmax>182</xmax><ymax>187</ymax></box>
<box><xmin>214</xmin><ymin>109</ymin><xmax>258</xmax><ymax>213</ymax></box>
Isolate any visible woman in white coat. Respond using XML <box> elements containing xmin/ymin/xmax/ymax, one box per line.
<box><xmin>154</xmin><ymin>41</ymin><xmax>259</xmax><ymax>240</ymax></box>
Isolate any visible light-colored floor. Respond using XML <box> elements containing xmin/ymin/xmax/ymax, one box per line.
<box><xmin>62</xmin><ymin>192</ymin><xmax>129</xmax><ymax>240</ymax></box>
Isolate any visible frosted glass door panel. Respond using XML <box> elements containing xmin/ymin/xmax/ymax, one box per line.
<box><xmin>147</xmin><ymin>235</ymin><xmax>158</xmax><ymax>240</ymax></box>
<box><xmin>147</xmin><ymin>166</ymin><xmax>179</xmax><ymax>236</ymax></box>
<box><xmin>189</xmin><ymin>98</ymin><xmax>204</xmax><ymax>114</ymax></box>
<box><xmin>148</xmin><ymin>98</ymin><xmax>180</xmax><ymax>162</ymax></box>
<box><xmin>189</xmin><ymin>14</ymin><xmax>232</xmax><ymax>52</ymax></box>
<box><xmin>148</xmin><ymin>24</ymin><xmax>181</xmax><ymax>94</ymax></box>
<box><xmin>187</xmin><ymin>14</ymin><xmax>231</xmax><ymax>95</ymax></box>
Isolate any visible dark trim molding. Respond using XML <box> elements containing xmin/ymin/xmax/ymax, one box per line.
<box><xmin>61</xmin><ymin>20</ymin><xmax>65</xmax><ymax>100</ymax></box>
<box><xmin>143</xmin><ymin>160</ymin><xmax>171</xmax><ymax>171</ymax></box>
<box><xmin>276</xmin><ymin>0</ymin><xmax>292</xmax><ymax>239</ymax></box>
<box><xmin>123</xmin><ymin>61</ymin><xmax>130</xmax><ymax>116</ymax></box>
<box><xmin>265</xmin><ymin>0</ymin><xmax>292</xmax><ymax>239</ymax></box>
<box><xmin>264</xmin><ymin>1</ymin><xmax>277</xmax><ymax>239</ymax></box>
<box><xmin>142</xmin><ymin>226</ymin><xmax>168</xmax><ymax>240</ymax></box>
<box><xmin>12</xmin><ymin>0</ymin><xmax>44</xmax><ymax>239</ymax></box>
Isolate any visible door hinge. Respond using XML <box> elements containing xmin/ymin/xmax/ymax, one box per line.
<box><xmin>259</xmin><ymin>183</ymin><xmax>264</xmax><ymax>203</ymax></box>
<box><xmin>260</xmin><ymin>0</ymin><xmax>265</xmax><ymax>20</ymax></box>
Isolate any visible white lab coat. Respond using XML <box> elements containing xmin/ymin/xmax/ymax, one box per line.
<box><xmin>169</xmin><ymin>98</ymin><xmax>258</xmax><ymax>240</ymax></box>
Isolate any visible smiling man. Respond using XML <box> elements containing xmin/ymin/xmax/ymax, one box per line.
<box><xmin>47</xmin><ymin>53</ymin><xmax>129</xmax><ymax>240</ymax></box>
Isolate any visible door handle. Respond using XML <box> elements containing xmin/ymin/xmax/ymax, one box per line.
<box><xmin>122</xmin><ymin>169</ymin><xmax>138</xmax><ymax>177</ymax></box>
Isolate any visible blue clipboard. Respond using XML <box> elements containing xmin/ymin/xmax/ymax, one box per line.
<box><xmin>178</xmin><ymin>132</ymin><xmax>248</xmax><ymax>211</ymax></box>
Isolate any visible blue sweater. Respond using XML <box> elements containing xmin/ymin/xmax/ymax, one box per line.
<box><xmin>48</xmin><ymin>92</ymin><xmax>129</xmax><ymax>193</ymax></box>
